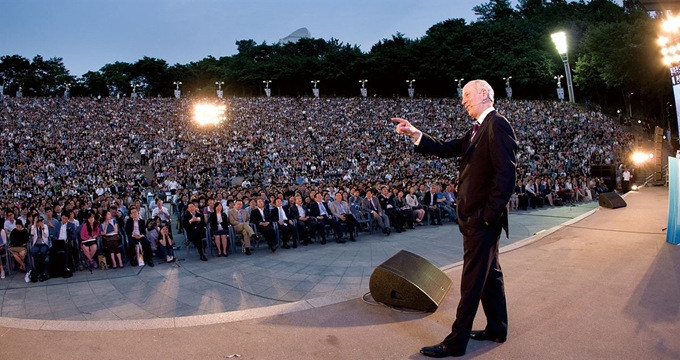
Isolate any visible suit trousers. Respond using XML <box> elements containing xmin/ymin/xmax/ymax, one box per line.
<box><xmin>442</xmin><ymin>223</ymin><xmax>508</xmax><ymax>351</ymax></box>
<box><xmin>232</xmin><ymin>223</ymin><xmax>253</xmax><ymax>248</ymax></box>
<box><xmin>370</xmin><ymin>211</ymin><xmax>390</xmax><ymax>230</ymax></box>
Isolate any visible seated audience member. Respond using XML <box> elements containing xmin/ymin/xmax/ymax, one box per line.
<box><xmin>288</xmin><ymin>195</ymin><xmax>316</xmax><ymax>245</ymax></box>
<box><xmin>208</xmin><ymin>202</ymin><xmax>230</xmax><ymax>256</ymax></box>
<box><xmin>329</xmin><ymin>192</ymin><xmax>359</xmax><ymax>242</ymax></box>
<box><xmin>228</xmin><ymin>200</ymin><xmax>254</xmax><ymax>255</ymax></box>
<box><xmin>405</xmin><ymin>187</ymin><xmax>425</xmax><ymax>225</ymax></box>
<box><xmin>421</xmin><ymin>186</ymin><xmax>443</xmax><ymax>225</ymax></box>
<box><xmin>8</xmin><ymin>220</ymin><xmax>29</xmax><ymax>271</ymax></box>
<box><xmin>29</xmin><ymin>216</ymin><xmax>50</xmax><ymax>281</ymax></box>
<box><xmin>80</xmin><ymin>212</ymin><xmax>100</xmax><ymax>269</ymax></box>
<box><xmin>101</xmin><ymin>210</ymin><xmax>124</xmax><ymax>269</ymax></box>
<box><xmin>362</xmin><ymin>190</ymin><xmax>391</xmax><ymax>235</ymax></box>
<box><xmin>157</xmin><ymin>223</ymin><xmax>175</xmax><ymax>262</ymax></box>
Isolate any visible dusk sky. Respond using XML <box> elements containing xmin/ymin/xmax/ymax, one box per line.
<box><xmin>3</xmin><ymin>0</ymin><xmax>507</xmax><ymax>77</ymax></box>
<box><xmin>3</xmin><ymin>0</ymin><xmax>625</xmax><ymax>77</ymax></box>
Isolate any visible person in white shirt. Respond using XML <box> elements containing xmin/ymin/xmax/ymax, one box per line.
<box><xmin>30</xmin><ymin>216</ymin><xmax>50</xmax><ymax>280</ymax></box>
<box><xmin>622</xmin><ymin>168</ymin><xmax>631</xmax><ymax>193</ymax></box>
<box><xmin>151</xmin><ymin>199</ymin><xmax>170</xmax><ymax>222</ymax></box>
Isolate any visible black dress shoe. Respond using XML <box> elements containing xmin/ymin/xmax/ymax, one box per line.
<box><xmin>146</xmin><ymin>261</ymin><xmax>155</xmax><ymax>267</ymax></box>
<box><xmin>336</xmin><ymin>239</ymin><xmax>346</xmax><ymax>243</ymax></box>
<box><xmin>386</xmin><ymin>228</ymin><xmax>391</xmax><ymax>236</ymax></box>
<box><xmin>292</xmin><ymin>242</ymin><xmax>298</xmax><ymax>248</ymax></box>
<box><xmin>420</xmin><ymin>344</ymin><xmax>465</xmax><ymax>358</ymax></box>
<box><xmin>282</xmin><ymin>243</ymin><xmax>290</xmax><ymax>249</ymax></box>
<box><xmin>245</xmin><ymin>248</ymin><xmax>252</xmax><ymax>255</ymax></box>
<box><xmin>200</xmin><ymin>255</ymin><xmax>208</xmax><ymax>261</ymax></box>
<box><xmin>470</xmin><ymin>330</ymin><xmax>506</xmax><ymax>343</ymax></box>
<box><xmin>321</xmin><ymin>238</ymin><xmax>327</xmax><ymax>245</ymax></box>
<box><xmin>349</xmin><ymin>236</ymin><xmax>356</xmax><ymax>242</ymax></box>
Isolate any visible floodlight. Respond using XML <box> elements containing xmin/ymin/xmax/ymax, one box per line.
<box><xmin>193</xmin><ymin>104</ymin><xmax>226</xmax><ymax>125</ymax></box>
<box><xmin>551</xmin><ymin>32</ymin><xmax>568</xmax><ymax>55</ymax></box>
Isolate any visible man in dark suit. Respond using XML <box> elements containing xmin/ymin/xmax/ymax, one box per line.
<box><xmin>393</xmin><ymin>79</ymin><xmax>517</xmax><ymax>358</ymax></box>
<box><xmin>250</xmin><ymin>199</ymin><xmax>277</xmax><ymax>252</ymax></box>
<box><xmin>288</xmin><ymin>195</ymin><xmax>316</xmax><ymax>245</ymax></box>
<box><xmin>125</xmin><ymin>207</ymin><xmax>155</xmax><ymax>266</ymax></box>
<box><xmin>308</xmin><ymin>193</ymin><xmax>341</xmax><ymax>244</ymax></box>
<box><xmin>270</xmin><ymin>198</ymin><xmax>296</xmax><ymax>249</ymax></box>
<box><xmin>422</xmin><ymin>185</ymin><xmax>443</xmax><ymax>225</ymax></box>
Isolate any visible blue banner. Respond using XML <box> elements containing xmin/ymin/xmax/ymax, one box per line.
<box><xmin>667</xmin><ymin>157</ymin><xmax>680</xmax><ymax>245</ymax></box>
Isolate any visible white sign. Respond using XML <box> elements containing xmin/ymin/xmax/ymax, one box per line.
<box><xmin>360</xmin><ymin>88</ymin><xmax>367</xmax><ymax>98</ymax></box>
<box><xmin>174</xmin><ymin>90</ymin><xmax>181</xmax><ymax>99</ymax></box>
<box><xmin>408</xmin><ymin>88</ymin><xmax>415</xmax><ymax>98</ymax></box>
<box><xmin>131</xmin><ymin>92</ymin><xmax>138</xmax><ymax>98</ymax></box>
<box><xmin>16</xmin><ymin>91</ymin><xmax>22</xmax><ymax>98</ymax></box>
<box><xmin>265</xmin><ymin>88</ymin><xmax>271</xmax><ymax>98</ymax></box>
<box><xmin>505</xmin><ymin>86</ymin><xmax>512</xmax><ymax>99</ymax></box>
<box><xmin>217</xmin><ymin>90</ymin><xmax>223</xmax><ymax>99</ymax></box>
<box><xmin>557</xmin><ymin>88</ymin><xmax>564</xmax><ymax>101</ymax></box>
<box><xmin>457</xmin><ymin>88</ymin><xmax>462</xmax><ymax>98</ymax></box>
<box><xmin>313</xmin><ymin>88</ymin><xmax>320</xmax><ymax>98</ymax></box>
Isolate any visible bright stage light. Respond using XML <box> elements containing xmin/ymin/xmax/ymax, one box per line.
<box><xmin>631</xmin><ymin>185</ymin><xmax>639</xmax><ymax>191</ymax></box>
<box><xmin>193</xmin><ymin>104</ymin><xmax>226</xmax><ymax>125</ymax></box>
<box><xmin>659</xmin><ymin>36</ymin><xmax>669</xmax><ymax>46</ymax></box>
<box><xmin>632</xmin><ymin>152</ymin><xmax>648</xmax><ymax>164</ymax></box>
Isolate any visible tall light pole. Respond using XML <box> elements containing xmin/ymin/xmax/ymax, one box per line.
<box><xmin>173</xmin><ymin>81</ymin><xmax>182</xmax><ymax>99</ymax></box>
<box><xmin>311</xmin><ymin>80</ymin><xmax>320</xmax><ymax>98</ymax></box>
<box><xmin>551</xmin><ymin>31</ymin><xmax>575</xmax><ymax>103</ymax></box>
<box><xmin>216</xmin><ymin>81</ymin><xmax>224</xmax><ymax>99</ymax></box>
<box><xmin>406</xmin><ymin>79</ymin><xmax>416</xmax><ymax>98</ymax></box>
<box><xmin>359</xmin><ymin>79</ymin><xmax>368</xmax><ymax>97</ymax></box>
<box><xmin>131</xmin><ymin>82</ymin><xmax>140</xmax><ymax>98</ymax></box>
<box><xmin>64</xmin><ymin>82</ymin><xmax>71</xmax><ymax>99</ymax></box>
<box><xmin>628</xmin><ymin>92</ymin><xmax>634</xmax><ymax>118</ymax></box>
<box><xmin>455</xmin><ymin>78</ymin><xmax>464</xmax><ymax>98</ymax></box>
<box><xmin>554</xmin><ymin>75</ymin><xmax>564</xmax><ymax>101</ymax></box>
<box><xmin>503</xmin><ymin>76</ymin><xmax>512</xmax><ymax>99</ymax></box>
<box><xmin>263</xmin><ymin>80</ymin><xmax>272</xmax><ymax>97</ymax></box>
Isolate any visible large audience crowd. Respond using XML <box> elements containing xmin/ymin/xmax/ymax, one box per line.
<box><xmin>0</xmin><ymin>95</ymin><xmax>635</xmax><ymax>279</ymax></box>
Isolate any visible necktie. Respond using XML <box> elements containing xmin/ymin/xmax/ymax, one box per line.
<box><xmin>471</xmin><ymin>122</ymin><xmax>480</xmax><ymax>140</ymax></box>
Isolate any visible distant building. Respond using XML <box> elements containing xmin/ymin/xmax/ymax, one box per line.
<box><xmin>279</xmin><ymin>28</ymin><xmax>311</xmax><ymax>44</ymax></box>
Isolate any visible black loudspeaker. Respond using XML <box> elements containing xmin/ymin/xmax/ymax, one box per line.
<box><xmin>598</xmin><ymin>192</ymin><xmax>627</xmax><ymax>209</ymax></box>
<box><xmin>369</xmin><ymin>250</ymin><xmax>452</xmax><ymax>312</ymax></box>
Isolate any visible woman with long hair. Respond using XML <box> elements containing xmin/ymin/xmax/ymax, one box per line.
<box><xmin>208</xmin><ymin>202</ymin><xmax>229</xmax><ymax>257</ymax></box>
<box><xmin>80</xmin><ymin>211</ymin><xmax>100</xmax><ymax>269</ymax></box>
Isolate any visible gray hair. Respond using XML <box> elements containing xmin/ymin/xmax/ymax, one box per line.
<box><xmin>468</xmin><ymin>79</ymin><xmax>495</xmax><ymax>104</ymax></box>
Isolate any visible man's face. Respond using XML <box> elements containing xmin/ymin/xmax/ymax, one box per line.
<box><xmin>235</xmin><ymin>201</ymin><xmax>242</xmax><ymax>210</ymax></box>
<box><xmin>315</xmin><ymin>194</ymin><xmax>323</xmax><ymax>202</ymax></box>
<box><xmin>295</xmin><ymin>197</ymin><xmax>303</xmax><ymax>205</ymax></box>
<box><xmin>335</xmin><ymin>193</ymin><xmax>342</xmax><ymax>202</ymax></box>
<box><xmin>257</xmin><ymin>200</ymin><xmax>265</xmax><ymax>209</ymax></box>
<box><xmin>366</xmin><ymin>191</ymin><xmax>373</xmax><ymax>199</ymax></box>
<box><xmin>381</xmin><ymin>188</ymin><xmax>388</xmax><ymax>195</ymax></box>
<box><xmin>462</xmin><ymin>82</ymin><xmax>487</xmax><ymax>119</ymax></box>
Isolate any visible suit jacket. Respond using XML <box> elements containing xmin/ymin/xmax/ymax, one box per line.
<box><xmin>422</xmin><ymin>191</ymin><xmax>439</xmax><ymax>207</ymax></box>
<box><xmin>288</xmin><ymin>203</ymin><xmax>311</xmax><ymax>221</ymax></box>
<box><xmin>270</xmin><ymin>206</ymin><xmax>292</xmax><ymax>223</ymax></box>
<box><xmin>182</xmin><ymin>211</ymin><xmax>206</xmax><ymax>237</ymax></box>
<box><xmin>53</xmin><ymin>221</ymin><xmax>76</xmax><ymax>242</ymax></box>
<box><xmin>250</xmin><ymin>206</ymin><xmax>271</xmax><ymax>225</ymax></box>
<box><xmin>228</xmin><ymin>208</ymin><xmax>250</xmax><ymax>226</ymax></box>
<box><xmin>125</xmin><ymin>218</ymin><xmax>147</xmax><ymax>238</ymax></box>
<box><xmin>329</xmin><ymin>200</ymin><xmax>352</xmax><ymax>218</ymax></box>
<box><xmin>416</xmin><ymin>110</ymin><xmax>517</xmax><ymax>237</ymax></box>
<box><xmin>309</xmin><ymin>201</ymin><xmax>332</xmax><ymax>218</ymax></box>
<box><xmin>208</xmin><ymin>210</ymin><xmax>229</xmax><ymax>232</ymax></box>
<box><xmin>361</xmin><ymin>197</ymin><xmax>383</xmax><ymax>214</ymax></box>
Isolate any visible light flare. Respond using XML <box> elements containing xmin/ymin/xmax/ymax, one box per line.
<box><xmin>193</xmin><ymin>104</ymin><xmax>226</xmax><ymax>125</ymax></box>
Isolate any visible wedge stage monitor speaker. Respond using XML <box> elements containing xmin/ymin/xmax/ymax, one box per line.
<box><xmin>598</xmin><ymin>192</ymin><xmax>627</xmax><ymax>209</ymax></box>
<box><xmin>369</xmin><ymin>250</ymin><xmax>452</xmax><ymax>312</ymax></box>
